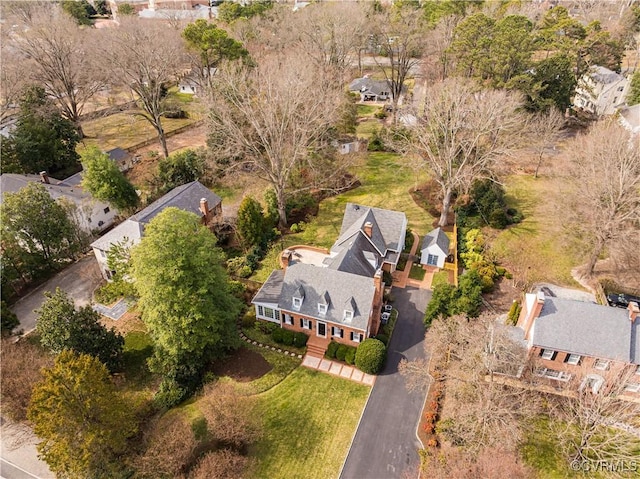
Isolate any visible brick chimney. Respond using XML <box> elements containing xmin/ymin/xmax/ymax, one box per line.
<box><xmin>39</xmin><ymin>171</ymin><xmax>50</xmax><ymax>184</ymax></box>
<box><xmin>363</xmin><ymin>221</ymin><xmax>373</xmax><ymax>238</ymax></box>
<box><xmin>629</xmin><ymin>301</ymin><xmax>639</xmax><ymax>323</ymax></box>
<box><xmin>281</xmin><ymin>250</ymin><xmax>292</xmax><ymax>272</ymax></box>
<box><xmin>520</xmin><ymin>291</ymin><xmax>545</xmax><ymax>340</ymax></box>
<box><xmin>199</xmin><ymin>198</ymin><xmax>209</xmax><ymax>223</ymax></box>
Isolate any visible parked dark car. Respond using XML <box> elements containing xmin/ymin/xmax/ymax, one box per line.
<box><xmin>607</xmin><ymin>293</ymin><xmax>640</xmax><ymax>309</ymax></box>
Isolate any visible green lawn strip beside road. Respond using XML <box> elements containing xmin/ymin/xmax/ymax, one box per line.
<box><xmin>248</xmin><ymin>368</ymin><xmax>370</xmax><ymax>479</ymax></box>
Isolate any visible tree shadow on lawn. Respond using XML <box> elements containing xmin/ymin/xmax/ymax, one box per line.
<box><xmin>210</xmin><ymin>347</ymin><xmax>273</xmax><ymax>382</ymax></box>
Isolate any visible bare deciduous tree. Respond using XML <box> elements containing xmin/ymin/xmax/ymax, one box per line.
<box><xmin>199</xmin><ymin>381</ymin><xmax>261</xmax><ymax>449</ymax></box>
<box><xmin>101</xmin><ymin>18</ymin><xmax>187</xmax><ymax>158</ymax></box>
<box><xmin>9</xmin><ymin>8</ymin><xmax>105</xmax><ymax>136</ymax></box>
<box><xmin>190</xmin><ymin>448</ymin><xmax>250</xmax><ymax>479</ymax></box>
<box><xmin>207</xmin><ymin>52</ymin><xmax>345</xmax><ymax>227</ymax></box>
<box><xmin>564</xmin><ymin>120</ymin><xmax>640</xmax><ymax>276</ymax></box>
<box><xmin>547</xmin><ymin>366</ymin><xmax>640</xmax><ymax>474</ymax></box>
<box><xmin>395</xmin><ymin>78</ymin><xmax>524</xmax><ymax>226</ymax></box>
<box><xmin>135</xmin><ymin>413</ymin><xmax>197</xmax><ymax>478</ymax></box>
<box><xmin>370</xmin><ymin>6</ymin><xmax>425</xmax><ymax>121</ymax></box>
<box><xmin>0</xmin><ymin>339</ymin><xmax>53</xmax><ymax>422</ymax></box>
<box><xmin>291</xmin><ymin>3</ymin><xmax>369</xmax><ymax>81</ymax></box>
<box><xmin>530</xmin><ymin>108</ymin><xmax>565</xmax><ymax>178</ymax></box>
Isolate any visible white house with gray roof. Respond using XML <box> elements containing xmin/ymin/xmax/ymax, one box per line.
<box><xmin>420</xmin><ymin>227</ymin><xmax>450</xmax><ymax>269</ymax></box>
<box><xmin>573</xmin><ymin>66</ymin><xmax>630</xmax><ymax>116</ymax></box>
<box><xmin>517</xmin><ymin>292</ymin><xmax>640</xmax><ymax>396</ymax></box>
<box><xmin>252</xmin><ymin>203</ymin><xmax>405</xmax><ymax>356</ymax></box>
<box><xmin>91</xmin><ymin>181</ymin><xmax>221</xmax><ymax>280</ymax></box>
<box><xmin>0</xmin><ymin>172</ymin><xmax>117</xmax><ymax>233</ymax></box>
<box><xmin>349</xmin><ymin>76</ymin><xmax>392</xmax><ymax>102</ymax></box>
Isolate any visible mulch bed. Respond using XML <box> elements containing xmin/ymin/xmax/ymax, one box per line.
<box><xmin>210</xmin><ymin>347</ymin><xmax>273</xmax><ymax>382</ymax></box>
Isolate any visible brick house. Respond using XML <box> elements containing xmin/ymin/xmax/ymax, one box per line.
<box><xmin>91</xmin><ymin>181</ymin><xmax>221</xmax><ymax>280</ymax></box>
<box><xmin>516</xmin><ymin>291</ymin><xmax>640</xmax><ymax>397</ymax></box>
<box><xmin>252</xmin><ymin>203</ymin><xmax>406</xmax><ymax>356</ymax></box>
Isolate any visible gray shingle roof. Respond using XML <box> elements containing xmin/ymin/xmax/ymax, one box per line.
<box><xmin>421</xmin><ymin>227</ymin><xmax>450</xmax><ymax>254</ymax></box>
<box><xmin>348</xmin><ymin>77</ymin><xmax>391</xmax><ymax>96</ymax></box>
<box><xmin>106</xmin><ymin>148</ymin><xmax>131</xmax><ymax>162</ymax></box>
<box><xmin>90</xmin><ymin>181</ymin><xmax>221</xmax><ymax>251</ymax></box>
<box><xmin>533</xmin><ymin>298</ymin><xmax>637</xmax><ymax>363</ymax></box>
<box><xmin>277</xmin><ymin>263</ymin><xmax>375</xmax><ymax>331</ymax></box>
<box><xmin>327</xmin><ymin>233</ymin><xmax>378</xmax><ymax>277</ymax></box>
<box><xmin>252</xmin><ymin>270</ymin><xmax>284</xmax><ymax>304</ymax></box>
<box><xmin>0</xmin><ymin>173</ymin><xmax>89</xmax><ymax>205</ymax></box>
<box><xmin>590</xmin><ymin>66</ymin><xmax>624</xmax><ymax>84</ymax></box>
<box><xmin>335</xmin><ymin>203</ymin><xmax>406</xmax><ymax>255</ymax></box>
<box><xmin>130</xmin><ymin>181</ymin><xmax>221</xmax><ymax>225</ymax></box>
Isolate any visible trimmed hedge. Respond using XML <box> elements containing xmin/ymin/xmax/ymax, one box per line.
<box><xmin>355</xmin><ymin>339</ymin><xmax>386</xmax><ymax>374</ymax></box>
<box><xmin>293</xmin><ymin>332</ymin><xmax>308</xmax><ymax>348</ymax></box>
<box><xmin>281</xmin><ymin>329</ymin><xmax>294</xmax><ymax>346</ymax></box>
<box><xmin>345</xmin><ymin>347</ymin><xmax>356</xmax><ymax>365</ymax></box>
<box><xmin>375</xmin><ymin>334</ymin><xmax>389</xmax><ymax>346</ymax></box>
<box><xmin>336</xmin><ymin>344</ymin><xmax>348</xmax><ymax>362</ymax></box>
<box><xmin>271</xmin><ymin>327</ymin><xmax>284</xmax><ymax>343</ymax></box>
<box><xmin>326</xmin><ymin>341</ymin><xmax>339</xmax><ymax>359</ymax></box>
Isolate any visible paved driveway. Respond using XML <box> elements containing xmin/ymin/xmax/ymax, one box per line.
<box><xmin>9</xmin><ymin>255</ymin><xmax>103</xmax><ymax>335</ymax></box>
<box><xmin>340</xmin><ymin>286</ymin><xmax>431</xmax><ymax>479</ymax></box>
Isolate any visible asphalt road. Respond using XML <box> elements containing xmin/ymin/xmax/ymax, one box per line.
<box><xmin>1</xmin><ymin>419</ymin><xmax>53</xmax><ymax>479</ymax></box>
<box><xmin>340</xmin><ymin>286</ymin><xmax>431</xmax><ymax>479</ymax></box>
<box><xmin>9</xmin><ymin>255</ymin><xmax>103</xmax><ymax>334</ymax></box>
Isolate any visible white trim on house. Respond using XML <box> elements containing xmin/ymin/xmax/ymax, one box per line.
<box><xmin>255</xmin><ymin>303</ymin><xmax>280</xmax><ymax>324</ymax></box>
<box><xmin>541</xmin><ymin>349</ymin><xmax>556</xmax><ymax>360</ymax></box>
<box><xmin>536</xmin><ymin>367</ymin><xmax>571</xmax><ymax>382</ymax></box>
<box><xmin>317</xmin><ymin>321</ymin><xmax>327</xmax><ymax>338</ymax></box>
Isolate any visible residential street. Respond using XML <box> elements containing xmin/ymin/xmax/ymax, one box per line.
<box><xmin>0</xmin><ymin>419</ymin><xmax>53</xmax><ymax>479</ymax></box>
<box><xmin>9</xmin><ymin>255</ymin><xmax>103</xmax><ymax>335</ymax></box>
<box><xmin>340</xmin><ymin>286</ymin><xmax>431</xmax><ymax>479</ymax></box>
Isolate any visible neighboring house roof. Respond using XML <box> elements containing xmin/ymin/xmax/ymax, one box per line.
<box><xmin>348</xmin><ymin>77</ymin><xmax>391</xmax><ymax>96</ymax></box>
<box><xmin>0</xmin><ymin>173</ymin><xmax>88</xmax><ymax>206</ymax></box>
<box><xmin>57</xmin><ymin>171</ymin><xmax>83</xmax><ymax>187</ymax></box>
<box><xmin>326</xmin><ymin>233</ymin><xmax>379</xmax><ymax>277</ymax></box>
<box><xmin>589</xmin><ymin>66</ymin><xmax>624</xmax><ymax>84</ymax></box>
<box><xmin>90</xmin><ymin>181</ymin><xmax>221</xmax><ymax>251</ymax></box>
<box><xmin>90</xmin><ymin>219</ymin><xmax>144</xmax><ymax>252</ymax></box>
<box><xmin>277</xmin><ymin>263</ymin><xmax>376</xmax><ymax>331</ymax></box>
<box><xmin>532</xmin><ymin>297</ymin><xmax>638</xmax><ymax>364</ymax></box>
<box><xmin>619</xmin><ymin>104</ymin><xmax>640</xmax><ymax>134</ymax></box>
<box><xmin>335</xmin><ymin>203</ymin><xmax>406</xmax><ymax>256</ymax></box>
<box><xmin>253</xmin><ymin>270</ymin><xmax>285</xmax><ymax>304</ymax></box>
<box><xmin>106</xmin><ymin>148</ymin><xmax>131</xmax><ymax>162</ymax></box>
<box><xmin>421</xmin><ymin>227</ymin><xmax>450</xmax><ymax>254</ymax></box>
<box><xmin>130</xmin><ymin>181</ymin><xmax>221</xmax><ymax>225</ymax></box>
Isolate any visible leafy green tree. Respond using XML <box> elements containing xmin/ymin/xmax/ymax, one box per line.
<box><xmin>182</xmin><ymin>19</ymin><xmax>248</xmax><ymax>91</ymax></box>
<box><xmin>94</xmin><ymin>0</ymin><xmax>110</xmax><ymax>15</ymax></box>
<box><xmin>61</xmin><ymin>0</ymin><xmax>94</xmax><ymax>25</ymax></box>
<box><xmin>626</xmin><ymin>70</ymin><xmax>640</xmax><ymax>105</ymax></box>
<box><xmin>36</xmin><ymin>288</ymin><xmax>124</xmax><ymax>371</ymax></box>
<box><xmin>0</xmin><ymin>86</ymin><xmax>80</xmax><ymax>175</ymax></box>
<box><xmin>263</xmin><ymin>188</ymin><xmax>279</xmax><ymax>229</ymax></box>
<box><xmin>236</xmin><ymin>196</ymin><xmax>267</xmax><ymax>249</ymax></box>
<box><xmin>1</xmin><ymin>301</ymin><xmax>19</xmax><ymax>337</ymax></box>
<box><xmin>81</xmin><ymin>146</ymin><xmax>138</xmax><ymax>212</ymax></box>
<box><xmin>27</xmin><ymin>351</ymin><xmax>137</xmax><ymax>478</ymax></box>
<box><xmin>448</xmin><ymin>13</ymin><xmax>495</xmax><ymax>78</ymax></box>
<box><xmin>157</xmin><ymin>149</ymin><xmax>205</xmax><ymax>192</ymax></box>
<box><xmin>424</xmin><ymin>283</ymin><xmax>458</xmax><ymax>325</ymax></box>
<box><xmin>130</xmin><ymin>208</ymin><xmax>242</xmax><ymax>400</ymax></box>
<box><xmin>217</xmin><ymin>1</ymin><xmax>272</xmax><ymax>24</ymax></box>
<box><xmin>511</xmin><ymin>53</ymin><xmax>576</xmax><ymax>111</ymax></box>
<box><xmin>1</xmin><ymin>183</ymin><xmax>79</xmax><ymax>268</ymax></box>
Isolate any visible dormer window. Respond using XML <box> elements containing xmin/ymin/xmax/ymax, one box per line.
<box><xmin>344</xmin><ymin>296</ymin><xmax>357</xmax><ymax>322</ymax></box>
<box><xmin>318</xmin><ymin>290</ymin><xmax>330</xmax><ymax>316</ymax></box>
<box><xmin>344</xmin><ymin>310</ymin><xmax>353</xmax><ymax>321</ymax></box>
<box><xmin>292</xmin><ymin>285</ymin><xmax>305</xmax><ymax>311</ymax></box>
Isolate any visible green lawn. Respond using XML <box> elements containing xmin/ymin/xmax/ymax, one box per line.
<box><xmin>234</xmin><ymin>344</ymin><xmax>301</xmax><ymax>395</ymax></box>
<box><xmin>248</xmin><ymin>368</ymin><xmax>370</xmax><ymax>479</ymax></box>
<box><xmin>409</xmin><ymin>263</ymin><xmax>426</xmax><ymax>281</ymax></box>
<box><xmin>431</xmin><ymin>270</ymin><xmax>449</xmax><ymax>288</ymax></box>
<box><xmin>121</xmin><ymin>331</ymin><xmax>157</xmax><ymax>393</ymax></box>
<box><xmin>357</xmin><ymin>104</ymin><xmax>382</xmax><ymax>117</ymax></box>
<box><xmin>356</xmin><ymin>119</ymin><xmax>382</xmax><ymax>138</ymax></box>
<box><xmin>491</xmin><ymin>175</ymin><xmax>582</xmax><ymax>288</ymax></box>
<box><xmin>252</xmin><ymin>152</ymin><xmax>434</xmax><ymax>282</ymax></box>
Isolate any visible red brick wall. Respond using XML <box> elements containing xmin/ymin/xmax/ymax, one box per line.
<box><xmin>280</xmin><ymin>311</ymin><xmax>366</xmax><ymax>346</ymax></box>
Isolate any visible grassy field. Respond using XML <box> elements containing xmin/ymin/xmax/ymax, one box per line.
<box><xmin>357</xmin><ymin>104</ymin><xmax>382</xmax><ymax>117</ymax></box>
<box><xmin>356</xmin><ymin>119</ymin><xmax>382</xmax><ymax>138</ymax></box>
<box><xmin>248</xmin><ymin>368</ymin><xmax>370</xmax><ymax>479</ymax></box>
<box><xmin>409</xmin><ymin>263</ymin><xmax>426</xmax><ymax>281</ymax></box>
<box><xmin>252</xmin><ymin>152</ymin><xmax>434</xmax><ymax>282</ymax></box>
<box><xmin>491</xmin><ymin>175</ymin><xmax>582</xmax><ymax>288</ymax></box>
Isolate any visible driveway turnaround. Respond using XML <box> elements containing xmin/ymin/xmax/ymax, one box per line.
<box><xmin>340</xmin><ymin>286</ymin><xmax>431</xmax><ymax>479</ymax></box>
<box><xmin>9</xmin><ymin>255</ymin><xmax>102</xmax><ymax>334</ymax></box>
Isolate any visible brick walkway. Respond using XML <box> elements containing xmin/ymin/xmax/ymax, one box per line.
<box><xmin>302</xmin><ymin>355</ymin><xmax>376</xmax><ymax>386</ymax></box>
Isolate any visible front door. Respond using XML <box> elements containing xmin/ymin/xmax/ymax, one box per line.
<box><xmin>317</xmin><ymin>322</ymin><xmax>326</xmax><ymax>337</ymax></box>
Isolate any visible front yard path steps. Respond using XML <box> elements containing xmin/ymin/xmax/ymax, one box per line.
<box><xmin>302</xmin><ymin>355</ymin><xmax>376</xmax><ymax>386</ymax></box>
